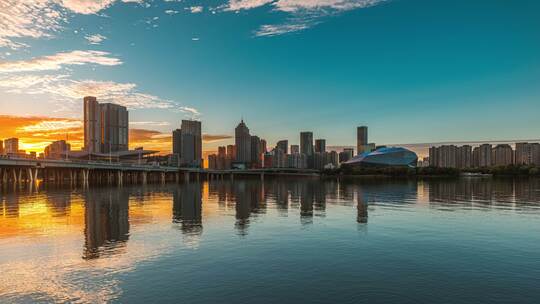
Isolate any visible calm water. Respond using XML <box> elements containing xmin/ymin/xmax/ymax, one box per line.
<box><xmin>1</xmin><ymin>177</ymin><xmax>540</xmax><ymax>303</ymax></box>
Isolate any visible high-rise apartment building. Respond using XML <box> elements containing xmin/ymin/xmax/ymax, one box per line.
<box><xmin>4</xmin><ymin>138</ymin><xmax>19</xmax><ymax>154</ymax></box>
<box><xmin>300</xmin><ymin>132</ymin><xmax>314</xmax><ymax>156</ymax></box>
<box><xmin>235</xmin><ymin>120</ymin><xmax>251</xmax><ymax>164</ymax></box>
<box><xmin>493</xmin><ymin>144</ymin><xmax>513</xmax><ymax>166</ymax></box>
<box><xmin>251</xmin><ymin>135</ymin><xmax>262</xmax><ymax>168</ymax></box>
<box><xmin>457</xmin><ymin>145</ymin><xmax>472</xmax><ymax>169</ymax></box>
<box><xmin>276</xmin><ymin>140</ymin><xmax>288</xmax><ymax>154</ymax></box>
<box><xmin>357</xmin><ymin>126</ymin><xmax>368</xmax><ymax>155</ymax></box>
<box><xmin>83</xmin><ymin>96</ymin><xmax>129</xmax><ymax>154</ymax></box>
<box><xmin>515</xmin><ymin>142</ymin><xmax>538</xmax><ymax>165</ymax></box>
<box><xmin>217</xmin><ymin>146</ymin><xmax>227</xmax><ymax>169</ymax></box>
<box><xmin>83</xmin><ymin>96</ymin><xmax>101</xmax><ymax>153</ymax></box>
<box><xmin>172</xmin><ymin>129</ymin><xmax>182</xmax><ymax>155</ymax></box>
<box><xmin>100</xmin><ymin>103</ymin><xmax>129</xmax><ymax>153</ymax></box>
<box><xmin>315</xmin><ymin>139</ymin><xmax>326</xmax><ymax>153</ymax></box>
<box><xmin>180</xmin><ymin>120</ymin><xmax>202</xmax><ymax>167</ymax></box>
<box><xmin>472</xmin><ymin>144</ymin><xmax>492</xmax><ymax>167</ymax></box>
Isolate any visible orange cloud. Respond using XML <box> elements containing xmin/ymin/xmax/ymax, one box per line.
<box><xmin>0</xmin><ymin>115</ymin><xmax>233</xmax><ymax>154</ymax></box>
<box><xmin>0</xmin><ymin>115</ymin><xmax>83</xmax><ymax>152</ymax></box>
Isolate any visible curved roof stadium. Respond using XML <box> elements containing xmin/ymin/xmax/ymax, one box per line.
<box><xmin>344</xmin><ymin>147</ymin><xmax>418</xmax><ymax>168</ymax></box>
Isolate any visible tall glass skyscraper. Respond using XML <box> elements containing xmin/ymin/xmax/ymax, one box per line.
<box><xmin>235</xmin><ymin>120</ymin><xmax>251</xmax><ymax>164</ymax></box>
<box><xmin>83</xmin><ymin>96</ymin><xmax>129</xmax><ymax>153</ymax></box>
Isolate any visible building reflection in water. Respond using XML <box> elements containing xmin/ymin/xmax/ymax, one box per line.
<box><xmin>357</xmin><ymin>188</ymin><xmax>368</xmax><ymax>224</ymax></box>
<box><xmin>83</xmin><ymin>188</ymin><xmax>130</xmax><ymax>260</ymax></box>
<box><xmin>428</xmin><ymin>178</ymin><xmax>540</xmax><ymax>210</ymax></box>
<box><xmin>233</xmin><ymin>180</ymin><xmax>265</xmax><ymax>236</ymax></box>
<box><xmin>173</xmin><ymin>182</ymin><xmax>203</xmax><ymax>242</ymax></box>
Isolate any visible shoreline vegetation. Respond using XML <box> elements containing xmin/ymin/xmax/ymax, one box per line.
<box><xmin>324</xmin><ymin>165</ymin><xmax>540</xmax><ymax>177</ymax></box>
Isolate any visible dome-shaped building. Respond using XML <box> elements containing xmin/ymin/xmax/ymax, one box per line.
<box><xmin>344</xmin><ymin>147</ymin><xmax>418</xmax><ymax>168</ymax></box>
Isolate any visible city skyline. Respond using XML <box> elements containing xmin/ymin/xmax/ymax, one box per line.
<box><xmin>0</xmin><ymin>0</ymin><xmax>539</xmax><ymax>154</ymax></box>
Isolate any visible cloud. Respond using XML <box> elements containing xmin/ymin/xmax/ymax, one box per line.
<box><xmin>0</xmin><ymin>115</ymin><xmax>84</xmax><ymax>152</ymax></box>
<box><xmin>224</xmin><ymin>0</ymin><xmax>386</xmax><ymax>36</ymax></box>
<box><xmin>85</xmin><ymin>34</ymin><xmax>107</xmax><ymax>44</ymax></box>
<box><xmin>0</xmin><ymin>1</ymin><xmax>65</xmax><ymax>49</ymax></box>
<box><xmin>179</xmin><ymin>106</ymin><xmax>201</xmax><ymax>116</ymax></box>
<box><xmin>0</xmin><ymin>0</ymin><xmax>146</xmax><ymax>49</ymax></box>
<box><xmin>202</xmin><ymin>134</ymin><xmax>233</xmax><ymax>142</ymax></box>
<box><xmin>130</xmin><ymin>121</ymin><xmax>171</xmax><ymax>127</ymax></box>
<box><xmin>0</xmin><ymin>50</ymin><xmax>122</xmax><ymax>73</ymax></box>
<box><xmin>0</xmin><ymin>74</ymin><xmax>197</xmax><ymax>113</ymax></box>
<box><xmin>225</xmin><ymin>0</ymin><xmax>274</xmax><ymax>11</ymax></box>
<box><xmin>164</xmin><ymin>9</ymin><xmax>179</xmax><ymax>15</ymax></box>
<box><xmin>255</xmin><ymin>21</ymin><xmax>312</xmax><ymax>36</ymax></box>
<box><xmin>0</xmin><ymin>115</ymin><xmax>231</xmax><ymax>154</ymax></box>
<box><xmin>189</xmin><ymin>6</ymin><xmax>204</xmax><ymax>13</ymax></box>
<box><xmin>60</xmin><ymin>0</ymin><xmax>116</xmax><ymax>14</ymax></box>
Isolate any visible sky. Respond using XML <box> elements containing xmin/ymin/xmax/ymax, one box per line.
<box><xmin>0</xmin><ymin>0</ymin><xmax>539</xmax><ymax>156</ymax></box>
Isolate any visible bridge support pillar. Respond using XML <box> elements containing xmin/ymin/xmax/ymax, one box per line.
<box><xmin>175</xmin><ymin>172</ymin><xmax>180</xmax><ymax>183</ymax></box>
<box><xmin>184</xmin><ymin>172</ymin><xmax>190</xmax><ymax>183</ymax></box>
<box><xmin>142</xmin><ymin>172</ymin><xmax>148</xmax><ymax>184</ymax></box>
<box><xmin>118</xmin><ymin>171</ymin><xmax>123</xmax><ymax>186</ymax></box>
<box><xmin>18</xmin><ymin>169</ymin><xmax>23</xmax><ymax>184</ymax></box>
<box><xmin>12</xmin><ymin>169</ymin><xmax>18</xmax><ymax>184</ymax></box>
<box><xmin>81</xmin><ymin>169</ymin><xmax>90</xmax><ymax>186</ymax></box>
<box><xmin>161</xmin><ymin>172</ymin><xmax>166</xmax><ymax>184</ymax></box>
<box><xmin>260</xmin><ymin>172</ymin><xmax>264</xmax><ymax>182</ymax></box>
<box><xmin>26</xmin><ymin>168</ymin><xmax>34</xmax><ymax>183</ymax></box>
<box><xmin>230</xmin><ymin>173</ymin><xmax>234</xmax><ymax>182</ymax></box>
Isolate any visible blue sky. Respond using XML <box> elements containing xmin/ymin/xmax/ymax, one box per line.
<box><xmin>0</xmin><ymin>0</ymin><xmax>539</xmax><ymax>152</ymax></box>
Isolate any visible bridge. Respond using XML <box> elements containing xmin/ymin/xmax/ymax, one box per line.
<box><xmin>0</xmin><ymin>156</ymin><xmax>321</xmax><ymax>186</ymax></box>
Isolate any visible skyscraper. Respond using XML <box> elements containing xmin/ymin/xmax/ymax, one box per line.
<box><xmin>357</xmin><ymin>126</ymin><xmax>368</xmax><ymax>155</ymax></box>
<box><xmin>83</xmin><ymin>96</ymin><xmax>101</xmax><ymax>153</ymax></box>
<box><xmin>100</xmin><ymin>103</ymin><xmax>129</xmax><ymax>153</ymax></box>
<box><xmin>315</xmin><ymin>139</ymin><xmax>326</xmax><ymax>153</ymax></box>
<box><xmin>300</xmin><ymin>132</ymin><xmax>314</xmax><ymax>156</ymax></box>
<box><xmin>83</xmin><ymin>96</ymin><xmax>129</xmax><ymax>154</ymax></box>
<box><xmin>172</xmin><ymin>129</ymin><xmax>182</xmax><ymax>155</ymax></box>
<box><xmin>276</xmin><ymin>140</ymin><xmax>288</xmax><ymax>154</ymax></box>
<box><xmin>180</xmin><ymin>120</ymin><xmax>202</xmax><ymax>167</ymax></box>
<box><xmin>235</xmin><ymin>120</ymin><xmax>251</xmax><ymax>164</ymax></box>
<box><xmin>290</xmin><ymin>145</ymin><xmax>299</xmax><ymax>154</ymax></box>
<box><xmin>0</xmin><ymin>140</ymin><xmax>4</xmax><ymax>155</ymax></box>
<box><xmin>251</xmin><ymin>135</ymin><xmax>262</xmax><ymax>168</ymax></box>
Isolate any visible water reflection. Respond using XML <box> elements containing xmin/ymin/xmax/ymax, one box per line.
<box><xmin>83</xmin><ymin>188</ymin><xmax>130</xmax><ymax>260</ymax></box>
<box><xmin>173</xmin><ymin>183</ymin><xmax>203</xmax><ymax>239</ymax></box>
<box><xmin>1</xmin><ymin>178</ymin><xmax>540</xmax><ymax>303</ymax></box>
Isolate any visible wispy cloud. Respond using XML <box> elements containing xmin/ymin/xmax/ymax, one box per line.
<box><xmin>61</xmin><ymin>0</ymin><xmax>116</xmax><ymax>14</ymax></box>
<box><xmin>189</xmin><ymin>6</ymin><xmax>204</xmax><ymax>13</ymax></box>
<box><xmin>0</xmin><ymin>74</ymin><xmax>199</xmax><ymax>113</ymax></box>
<box><xmin>130</xmin><ymin>121</ymin><xmax>171</xmax><ymax>127</ymax></box>
<box><xmin>202</xmin><ymin>134</ymin><xmax>233</xmax><ymax>142</ymax></box>
<box><xmin>0</xmin><ymin>50</ymin><xmax>121</xmax><ymax>73</ymax></box>
<box><xmin>179</xmin><ymin>106</ymin><xmax>201</xmax><ymax>117</ymax></box>
<box><xmin>0</xmin><ymin>0</ymin><xmax>145</xmax><ymax>49</ymax></box>
<box><xmin>85</xmin><ymin>33</ymin><xmax>107</xmax><ymax>45</ymax></box>
<box><xmin>224</xmin><ymin>0</ymin><xmax>386</xmax><ymax>36</ymax></box>
<box><xmin>0</xmin><ymin>1</ymin><xmax>65</xmax><ymax>49</ymax></box>
<box><xmin>255</xmin><ymin>21</ymin><xmax>313</xmax><ymax>37</ymax></box>
<box><xmin>164</xmin><ymin>9</ymin><xmax>179</xmax><ymax>15</ymax></box>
